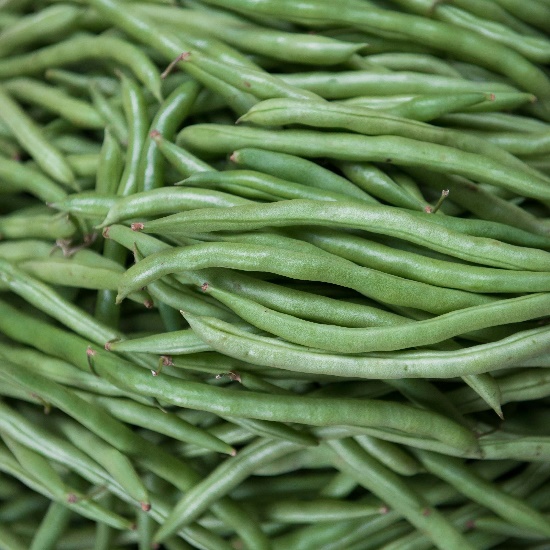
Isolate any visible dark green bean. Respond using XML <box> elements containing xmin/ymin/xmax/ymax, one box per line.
<box><xmin>138</xmin><ymin>80</ymin><xmax>201</xmax><ymax>192</ymax></box>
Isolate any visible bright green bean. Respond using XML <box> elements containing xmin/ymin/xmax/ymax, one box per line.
<box><xmin>117</xmin><ymin>241</ymin><xmax>493</xmax><ymax>314</ymax></box>
<box><xmin>89</xmin><ymin>83</ymin><xmax>129</xmax><ymax>147</ymax></box>
<box><xmin>204</xmin><ymin>286</ymin><xmax>550</xmax><ymax>353</ymax></box>
<box><xmin>105</xmin><ymin>329</ymin><xmax>212</xmax><ymax>355</ymax></box>
<box><xmin>96</xmin><ymin>129</ymin><xmax>124</xmax><ymax>195</ymax></box>
<box><xmin>134</xmin><ymin>200</ymin><xmax>550</xmax><ymax>271</ymax></box>
<box><xmin>230</xmin><ymin>147</ymin><xmax>378</xmax><ymax>203</ymax></box>
<box><xmin>0</xmin><ymin>210</ymin><xmax>76</xmax><ymax>241</ymax></box>
<box><xmin>98</xmin><ymin>187</ymin><xmax>251</xmax><ymax>228</ymax></box>
<box><xmin>29</xmin><ymin>501</ymin><xmax>72</xmax><ymax>550</ymax></box>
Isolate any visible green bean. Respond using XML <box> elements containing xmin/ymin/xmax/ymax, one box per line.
<box><xmin>183</xmin><ymin>123</ymin><xmax>550</xmax><ymax>201</ymax></box>
<box><xmin>230</xmin><ymin>147</ymin><xmax>378</xmax><ymax>203</ymax></box>
<box><xmin>338</xmin><ymin>162</ymin><xmax>428</xmax><ymax>210</ymax></box>
<box><xmin>0</xmin><ymin>158</ymin><xmax>66</xmax><ymax>203</ymax></box>
<box><xmin>177</xmin><ymin>50</ymin><xmax>323</xmax><ymax>101</ymax></box>
<box><xmin>55</xmin><ymin>419</ymin><xmax>150</xmax><ymax>511</ymax></box>
<box><xmin>182</xmin><ymin>169</ymin><xmax>372</xmax><ymax>204</ymax></box>
<box><xmin>202</xmin><ymin>0</ymin><xmax>550</xmax><ymax>116</ymax></box>
<box><xmin>0</xmin><ymin>434</ymin><xmax>133</xmax><ymax>530</ymax></box>
<box><xmin>139</xmin><ymin>3</ymin><xmax>365</xmax><ymax>65</ymax></box>
<box><xmin>182</xmin><ymin>311</ymin><xmax>550</xmax><ymax>379</ymax></box>
<box><xmin>98</xmin><ymin>187</ymin><xmax>251</xmax><ymax>228</ymax></box>
<box><xmin>134</xmin><ymin>200</ymin><xmax>550</xmax><ymax>271</ymax></box>
<box><xmin>204</xmin><ymin>286</ymin><xmax>550</xmax><ymax>353</ymax></box>
<box><xmin>96</xmin><ymin>130</ymin><xmax>124</xmax><ymax>195</ymax></box>
<box><xmin>118</xmin><ymin>240</ymin><xmax>493</xmax><ymax>314</ymax></box>
<box><xmin>88</xmin><ymin>84</ymin><xmax>129</xmax><ymax>147</ymax></box>
<box><xmin>49</xmin><ymin>192</ymin><xmax>115</xmax><ymax>222</ymax></box>
<box><xmin>280</xmin><ymin>69</ymin><xmax>518</xmax><ymax>98</ymax></box>
<box><xmin>342</xmin><ymin>93</ymin><xmax>483</xmax><ymax>121</ymax></box>
<box><xmin>404</xmin><ymin>168</ymin><xmax>548</xmax><ymax>237</ymax></box>
<box><xmin>325</xmin><ymin>438</ymin><xmax>474</xmax><ymax>550</ymax></box>
<box><xmin>396</xmin><ymin>0</ymin><xmax>550</xmax><ymax>62</ymax></box>
<box><xmin>138</xmin><ymin>80</ymin><xmax>201</xmax><ymax>192</ymax></box>
<box><xmin>238</xmin><ymin>99</ymin><xmax>549</xmax><ymax>189</ymax></box>
<box><xmin>354</xmin><ymin>435</ymin><xmax>421</xmax><ymax>476</ymax></box>
<box><xmin>222</xmin><ymin>415</ymin><xmax>319</xmax><ymax>447</ymax></box>
<box><xmin>0</xmin><ymin>210</ymin><xmax>76</xmax><ymax>241</ymax></box>
<box><xmin>46</xmin><ymin>69</ymin><xmax>119</xmax><ymax>97</ymax></box>
<box><xmin>0</xmin><ymin>88</ymin><xmax>75</xmax><ymax>187</ymax></box>
<box><xmin>439</xmin><ymin>111</ymin><xmax>550</xmax><ymax>133</ymax></box>
<box><xmin>151</xmin><ymin>132</ymin><xmax>216</xmax><ymax>178</ymax></box>
<box><xmin>0</xmin><ymin>4</ymin><xmax>83</xmax><ymax>58</ymax></box>
<box><xmin>3</xmin><ymin>78</ymin><xmax>103</xmax><ymax>129</ymax></box>
<box><xmin>413</xmin><ymin>449</ymin><xmax>550</xmax><ymax>537</ymax></box>
<box><xmin>116</xmin><ymin>74</ymin><xmax>149</xmax><ymax>197</ymax></box>
<box><xmin>0</xmin><ymin>34</ymin><xmax>161</xmax><ymax>101</ymax></box>
<box><xmin>492</xmin><ymin>0</ymin><xmax>550</xmax><ymax>33</ymax></box>
<box><xmin>105</xmin><ymin>329</ymin><xmax>212</xmax><ymax>354</ymax></box>
<box><xmin>295</xmin><ymin>226</ymin><xmax>550</xmax><ymax>293</ymax></box>
<box><xmin>449</xmin><ymin>368</ymin><xmax>550</xmax><ymax>414</ymax></box>
<box><xmin>28</xmin><ymin>501</ymin><xmax>72</xmax><ymax>550</ymax></box>
<box><xmin>87</xmin><ymin>395</ymin><xmax>236</xmax><ymax>455</ymax></box>
<box><xmin>365</xmin><ymin>52</ymin><xmax>463</xmax><ymax>76</ymax></box>
<box><xmin>153</xmin><ymin>438</ymin><xmax>299</xmax><ymax>543</ymax></box>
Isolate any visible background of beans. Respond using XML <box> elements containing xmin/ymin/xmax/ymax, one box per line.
<box><xmin>0</xmin><ymin>0</ymin><xmax>550</xmax><ymax>548</ymax></box>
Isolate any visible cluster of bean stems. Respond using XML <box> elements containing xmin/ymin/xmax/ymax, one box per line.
<box><xmin>0</xmin><ymin>0</ymin><xmax>550</xmax><ymax>549</ymax></box>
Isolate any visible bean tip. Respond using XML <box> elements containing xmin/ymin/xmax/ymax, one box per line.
<box><xmin>104</xmin><ymin>341</ymin><xmax>112</xmax><ymax>351</ymax></box>
<box><xmin>230</xmin><ymin>448</ymin><xmax>237</xmax><ymax>456</ymax></box>
<box><xmin>150</xmin><ymin>129</ymin><xmax>161</xmax><ymax>140</ymax></box>
<box><xmin>131</xmin><ymin>222</ymin><xmax>144</xmax><ymax>232</ymax></box>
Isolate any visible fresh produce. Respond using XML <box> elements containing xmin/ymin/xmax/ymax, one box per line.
<box><xmin>0</xmin><ymin>0</ymin><xmax>549</xmax><ymax>548</ymax></box>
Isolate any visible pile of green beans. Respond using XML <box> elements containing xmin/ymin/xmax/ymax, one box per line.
<box><xmin>1</xmin><ymin>0</ymin><xmax>550</xmax><ymax>548</ymax></box>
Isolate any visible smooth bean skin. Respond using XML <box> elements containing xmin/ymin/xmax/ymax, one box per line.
<box><xmin>201</xmin><ymin>0</ymin><xmax>550</xmax><ymax>117</ymax></box>
<box><xmin>204</xmin><ymin>286</ymin><xmax>550</xmax><ymax>353</ymax></box>
<box><xmin>138</xmin><ymin>4</ymin><xmax>365</xmax><ymax>65</ymax></box>
<box><xmin>96</xmin><ymin>129</ymin><xmax>124</xmax><ymax>195</ymax></box>
<box><xmin>0</xmin><ymin>211</ymin><xmax>76</xmax><ymax>241</ymax></box>
<box><xmin>3</xmin><ymin>78</ymin><xmax>104</xmax><ymax>129</ymax></box>
<box><xmin>0</xmin><ymin>34</ymin><xmax>162</xmax><ymax>101</ymax></box>
<box><xmin>325</xmin><ymin>438</ymin><xmax>474</xmax><ymax>550</ymax></box>
<box><xmin>0</xmin><ymin>4</ymin><xmax>83</xmax><ymax>57</ymax></box>
<box><xmin>138</xmin><ymin>80</ymin><xmax>201</xmax><ymax>192</ymax></box>
<box><xmin>181</xmin><ymin>123</ymin><xmax>550</xmax><ymax>201</ymax></box>
<box><xmin>0</xmin><ymin>88</ymin><xmax>75</xmax><ymax>187</ymax></box>
<box><xmin>239</xmin><ymin>97</ymin><xmax>544</xmax><ymax>183</ymax></box>
<box><xmin>280</xmin><ymin>70</ymin><xmax>518</xmax><ymax>98</ymax></box>
<box><xmin>295</xmin><ymin>227</ymin><xmax>550</xmax><ymax>293</ymax></box>
<box><xmin>151</xmin><ymin>132</ymin><xmax>216</xmax><ymax>178</ymax></box>
<box><xmin>116</xmin><ymin>241</ymin><xmax>492</xmax><ymax>314</ymax></box>
<box><xmin>106</xmin><ymin>329</ymin><xmax>212</xmax><ymax>354</ymax></box>
<box><xmin>98</xmin><ymin>187</ymin><xmax>251</xmax><ymax>228</ymax></box>
<box><xmin>135</xmin><ymin>199</ymin><xmax>550</xmax><ymax>271</ymax></box>
<box><xmin>0</xmin><ymin>158</ymin><xmax>66</xmax><ymax>203</ymax></box>
<box><xmin>230</xmin><ymin>147</ymin><xmax>378</xmax><ymax>203</ymax></box>
<box><xmin>182</xmin><ymin>170</ymin><xmax>370</xmax><ymax>204</ymax></box>
<box><xmin>413</xmin><ymin>448</ymin><xmax>550</xmax><ymax>537</ymax></box>
<box><xmin>179</xmin><ymin>50</ymin><xmax>323</xmax><ymax>101</ymax></box>
<box><xmin>182</xmin><ymin>312</ymin><xmax>550</xmax><ymax>379</ymax></box>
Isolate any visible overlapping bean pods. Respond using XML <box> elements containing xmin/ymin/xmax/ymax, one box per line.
<box><xmin>0</xmin><ymin>0</ymin><xmax>549</xmax><ymax>548</ymax></box>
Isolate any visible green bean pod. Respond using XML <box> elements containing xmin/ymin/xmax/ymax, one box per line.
<box><xmin>134</xmin><ymin>200</ymin><xmax>550</xmax><ymax>271</ymax></box>
<box><xmin>182</xmin><ymin>312</ymin><xmax>550</xmax><ymax>379</ymax></box>
<box><xmin>117</xmin><ymin>241</ymin><xmax>493</xmax><ymax>314</ymax></box>
<box><xmin>203</xmin><ymin>286</ymin><xmax>550</xmax><ymax>353</ymax></box>
<box><xmin>180</xmin><ymin>124</ymin><xmax>550</xmax><ymax>201</ymax></box>
<box><xmin>0</xmin><ymin>87</ymin><xmax>75</xmax><ymax>187</ymax></box>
